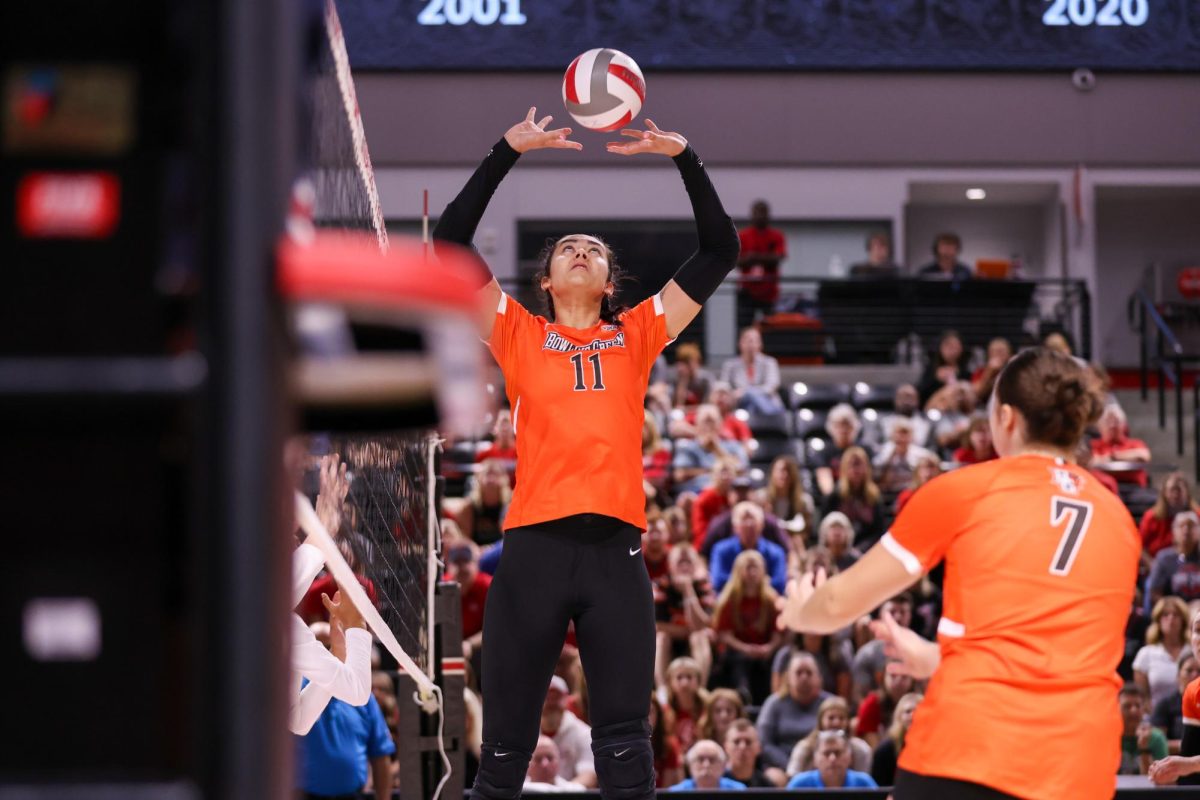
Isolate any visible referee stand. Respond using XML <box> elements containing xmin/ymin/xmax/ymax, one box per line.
<box><xmin>394</xmin><ymin>581</ymin><xmax>466</xmax><ymax>800</ymax></box>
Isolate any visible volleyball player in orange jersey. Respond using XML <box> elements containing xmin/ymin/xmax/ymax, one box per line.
<box><xmin>1149</xmin><ymin>607</ymin><xmax>1200</xmax><ymax>786</ymax></box>
<box><xmin>433</xmin><ymin>108</ymin><xmax>738</xmax><ymax>800</ymax></box>
<box><xmin>777</xmin><ymin>347</ymin><xmax>1140</xmax><ymax>800</ymax></box>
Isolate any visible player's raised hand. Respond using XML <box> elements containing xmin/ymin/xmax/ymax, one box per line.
<box><xmin>775</xmin><ymin>567</ymin><xmax>826</xmax><ymax>631</ymax></box>
<box><xmin>870</xmin><ymin>608</ymin><xmax>942</xmax><ymax>680</ymax></box>
<box><xmin>315</xmin><ymin>453</ymin><xmax>350</xmax><ymax>538</ymax></box>
<box><xmin>504</xmin><ymin>107</ymin><xmax>582</xmax><ymax>153</ymax></box>
<box><xmin>606</xmin><ymin>119</ymin><xmax>687</xmax><ymax>157</ymax></box>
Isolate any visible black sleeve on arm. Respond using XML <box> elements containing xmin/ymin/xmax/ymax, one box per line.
<box><xmin>431</xmin><ymin>137</ymin><xmax>521</xmax><ymax>283</ymax></box>
<box><xmin>669</xmin><ymin>146</ymin><xmax>740</xmax><ymax>305</ymax></box>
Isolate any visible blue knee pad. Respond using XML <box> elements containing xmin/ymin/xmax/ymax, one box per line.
<box><xmin>591</xmin><ymin>720</ymin><xmax>655</xmax><ymax>800</ymax></box>
<box><xmin>471</xmin><ymin>744</ymin><xmax>531</xmax><ymax>800</ymax></box>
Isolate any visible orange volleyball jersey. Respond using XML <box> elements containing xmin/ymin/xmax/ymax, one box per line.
<box><xmin>487</xmin><ymin>292</ymin><xmax>670</xmax><ymax>531</ymax></box>
<box><xmin>1185</xmin><ymin>677</ymin><xmax>1200</xmax><ymax>731</ymax></box>
<box><xmin>882</xmin><ymin>454</ymin><xmax>1139</xmax><ymax>800</ymax></box>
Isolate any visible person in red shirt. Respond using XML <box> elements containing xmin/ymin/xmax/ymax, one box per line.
<box><xmin>1140</xmin><ymin>472</ymin><xmax>1200</xmax><ymax>558</ymax></box>
<box><xmin>853</xmin><ymin>666</ymin><xmax>917</xmax><ymax>748</ymax></box>
<box><xmin>447</xmin><ymin>541</ymin><xmax>491</xmax><ymax>665</ymax></box>
<box><xmin>433</xmin><ymin>108</ymin><xmax>739</xmax><ymax>800</ymax></box>
<box><xmin>951</xmin><ymin>415</ymin><xmax>997</xmax><ymax>465</ymax></box>
<box><xmin>1091</xmin><ymin>404</ymin><xmax>1152</xmax><ymax>486</ymax></box>
<box><xmin>736</xmin><ymin>200</ymin><xmax>787</xmax><ymax>327</ymax></box>
<box><xmin>692</xmin><ymin>462</ymin><xmax>738</xmax><ymax>547</ymax></box>
<box><xmin>476</xmin><ymin>408</ymin><xmax>518</xmax><ymax>484</ymax></box>
<box><xmin>713</xmin><ymin>549</ymin><xmax>782</xmax><ymax>704</ymax></box>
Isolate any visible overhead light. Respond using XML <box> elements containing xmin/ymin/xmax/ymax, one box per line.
<box><xmin>855</xmin><ymin>381</ymin><xmax>870</xmax><ymax>395</ymax></box>
<box><xmin>793</xmin><ymin>382</ymin><xmax>809</xmax><ymax>396</ymax></box>
<box><xmin>966</xmin><ymin>188</ymin><xmax>987</xmax><ymax>201</ymax></box>
<box><xmin>734</xmin><ymin>409</ymin><xmax>750</xmax><ymax>422</ymax></box>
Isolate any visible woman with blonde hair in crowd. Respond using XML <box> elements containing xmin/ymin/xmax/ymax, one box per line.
<box><xmin>1141</xmin><ymin>473</ymin><xmax>1200</xmax><ymax>558</ymax></box>
<box><xmin>817</xmin><ymin>511</ymin><xmax>862</xmax><ymax>574</ymax></box>
<box><xmin>786</xmin><ymin>696</ymin><xmax>872</xmax><ymax>776</ymax></box>
<box><xmin>662</xmin><ymin>505</ymin><xmax>691</xmax><ymax>547</ymax></box>
<box><xmin>819</xmin><ymin>446</ymin><xmax>887</xmax><ymax>549</ymax></box>
<box><xmin>458</xmin><ymin>457</ymin><xmax>511</xmax><ymax>546</ymax></box>
<box><xmin>664</xmin><ymin>656</ymin><xmax>709</xmax><ymax>753</ymax></box>
<box><xmin>766</xmin><ymin>455</ymin><xmax>813</xmax><ymax>540</ymax></box>
<box><xmin>655</xmin><ymin>543</ymin><xmax>714</xmax><ymax>688</ymax></box>
<box><xmin>696</xmin><ymin>687</ymin><xmax>746</xmax><ymax>745</ymax></box>
<box><xmin>1135</xmin><ymin>596</ymin><xmax>1192</xmax><ymax>709</ymax></box>
<box><xmin>870</xmin><ymin>692</ymin><xmax>924</xmax><ymax>787</ymax></box>
<box><xmin>814</xmin><ymin>403</ymin><xmax>866</xmax><ymax>497</ymax></box>
<box><xmin>712</xmin><ymin>549</ymin><xmax>782</xmax><ymax>703</ymax></box>
<box><xmin>894</xmin><ymin>453</ymin><xmax>941</xmax><ymax>515</ymax></box>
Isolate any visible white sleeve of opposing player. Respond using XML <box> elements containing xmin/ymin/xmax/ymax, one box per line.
<box><xmin>292</xmin><ymin>616</ymin><xmax>373</xmax><ymax>699</ymax></box>
<box><xmin>292</xmin><ymin>543</ymin><xmax>326</xmax><ymax>609</ymax></box>
<box><xmin>290</xmin><ymin>679</ymin><xmax>334</xmax><ymax>735</ymax></box>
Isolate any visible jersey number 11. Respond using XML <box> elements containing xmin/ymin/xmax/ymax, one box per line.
<box><xmin>570</xmin><ymin>353</ymin><xmax>605</xmax><ymax>391</ymax></box>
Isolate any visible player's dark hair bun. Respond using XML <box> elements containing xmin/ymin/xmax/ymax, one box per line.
<box><xmin>995</xmin><ymin>348</ymin><xmax>1104</xmax><ymax>448</ymax></box>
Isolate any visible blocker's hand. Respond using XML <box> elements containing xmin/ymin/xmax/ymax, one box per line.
<box><xmin>504</xmin><ymin>107</ymin><xmax>581</xmax><ymax>153</ymax></box>
<box><xmin>606</xmin><ymin>119</ymin><xmax>687</xmax><ymax>157</ymax></box>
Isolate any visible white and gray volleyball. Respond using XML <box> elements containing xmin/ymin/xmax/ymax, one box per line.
<box><xmin>562</xmin><ymin>48</ymin><xmax>646</xmax><ymax>132</ymax></box>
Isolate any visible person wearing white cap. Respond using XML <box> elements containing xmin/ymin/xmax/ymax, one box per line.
<box><xmin>540</xmin><ymin>676</ymin><xmax>596</xmax><ymax>787</ymax></box>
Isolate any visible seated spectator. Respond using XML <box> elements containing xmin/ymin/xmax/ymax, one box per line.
<box><xmin>916</xmin><ymin>232</ymin><xmax>971</xmax><ymax>282</ymax></box>
<box><xmin>724</xmin><ymin>719</ymin><xmax>787</xmax><ymax>787</ymax></box>
<box><xmin>786</xmin><ymin>731</ymin><xmax>879</xmax><ymax>789</ymax></box>
<box><xmin>654</xmin><ymin>543</ymin><xmax>715</xmax><ymax>689</ymax></box>
<box><xmin>854</xmin><ymin>665</ymin><xmax>916</xmax><ymax>748</ymax></box>
<box><xmin>665</xmin><ymin>657</ymin><xmax>709</xmax><ymax>753</ymax></box>
<box><xmin>669</xmin><ymin>739</ymin><xmax>746</xmax><ymax>791</ymax></box>
<box><xmin>720</xmin><ymin>327</ymin><xmax>784</xmax><ymax>414</ymax></box>
<box><xmin>699</xmin><ymin>490</ymin><xmax>790</xmax><ymax>559</ymax></box>
<box><xmin>643</xmin><ymin>416</ymin><xmax>674</xmax><ymax>498</ymax></box>
<box><xmin>894</xmin><ymin>453</ymin><xmax>941</xmax><ymax>514</ymax></box>
<box><xmin>1141</xmin><ymin>473</ymin><xmax>1200</xmax><ymax>558</ymax></box>
<box><xmin>757</xmin><ymin>651</ymin><xmax>835</xmax><ymax>770</ymax></box>
<box><xmin>712</xmin><ymin>550</ymin><xmax>783</xmax><ymax>704</ymax></box>
<box><xmin>1135</xmin><ymin>596</ymin><xmax>1191</xmax><ymax>710</ymax></box>
<box><xmin>766</xmin><ymin>455</ymin><xmax>814</xmax><ymax>539</ymax></box>
<box><xmin>852</xmin><ymin>593</ymin><xmax>917</xmax><ymax>701</ymax></box>
<box><xmin>926</xmin><ymin>381</ymin><xmax>976</xmax><ymax>454</ymax></box>
<box><xmin>917</xmin><ymin>329</ymin><xmax>970</xmax><ymax>406</ymax></box>
<box><xmin>476</xmin><ymin>408</ymin><xmax>517</xmax><ymax>479</ymax></box>
<box><xmin>1120</xmin><ymin>683</ymin><xmax>1169</xmax><ymax>775</ymax></box>
<box><xmin>816</xmin><ymin>511</ymin><xmax>862</xmax><ymax>574</ymax></box>
<box><xmin>864</xmin><ymin>383</ymin><xmax>932</xmax><ymax>450</ymax></box>
<box><xmin>458</xmin><ymin>458</ymin><xmax>510</xmax><ymax>546</ymax></box>
<box><xmin>869</xmin><ymin>692</ymin><xmax>924</xmax><ymax>787</ymax></box>
<box><xmin>651</xmin><ymin>694</ymin><xmax>685</xmax><ymax>789</ymax></box>
<box><xmin>524</xmin><ymin>736</ymin><xmax>586</xmax><ymax>792</ymax></box>
<box><xmin>849</xmin><ymin>231</ymin><xmax>901</xmax><ymax>278</ymax></box>
<box><xmin>813</xmin><ymin>403</ymin><xmax>866</xmax><ymax>497</ymax></box>
<box><xmin>663</xmin><ymin>505</ymin><xmax>692</xmax><ymax>547</ymax></box>
<box><xmin>874</xmin><ymin>416</ymin><xmax>937</xmax><ymax>493</ymax></box>
<box><xmin>971</xmin><ymin>337</ymin><xmax>1013</xmax><ymax>401</ymax></box>
<box><xmin>710</xmin><ymin>502</ymin><xmax>789</xmax><ymax>595</ymax></box>
<box><xmin>952</xmin><ymin>414</ymin><xmax>997</xmax><ymax>466</ymax></box>
<box><xmin>697</xmin><ymin>688</ymin><xmax>745</xmax><ymax>747</ymax></box>
<box><xmin>1152</xmin><ymin>652</ymin><xmax>1200</xmax><ymax>751</ymax></box>
<box><xmin>1148</xmin><ymin>512</ymin><xmax>1200</xmax><ymax>606</ymax></box>
<box><xmin>670</xmin><ymin>342</ymin><xmax>715</xmax><ymax>409</ymax></box>
<box><xmin>1043</xmin><ymin>331</ymin><xmax>1073</xmax><ymax>355</ymax></box>
<box><xmin>1092</xmin><ymin>405</ymin><xmax>1152</xmax><ymax>486</ymax></box>
<box><xmin>1076</xmin><ymin>437</ymin><xmax>1119</xmax><ymax>496</ymax></box>
<box><xmin>668</xmin><ymin>381</ymin><xmax>751</xmax><ymax>443</ymax></box>
<box><xmin>541</xmin><ymin>676</ymin><xmax>596</xmax><ymax>788</ymax></box>
<box><xmin>819</xmin><ymin>446</ymin><xmax>887</xmax><ymax>549</ymax></box>
<box><xmin>672</xmin><ymin>404</ymin><xmax>747</xmax><ymax>494</ymax></box>
<box><xmin>692</xmin><ymin>462</ymin><xmax>738</xmax><ymax>546</ymax></box>
<box><xmin>772</xmin><ymin>628</ymin><xmax>853</xmax><ymax>701</ymax></box>
<box><xmin>446</xmin><ymin>541</ymin><xmax>489</xmax><ymax>670</ymax></box>
<box><xmin>787</xmin><ymin>697</ymin><xmax>871</xmax><ymax>776</ymax></box>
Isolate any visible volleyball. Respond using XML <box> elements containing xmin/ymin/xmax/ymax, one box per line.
<box><xmin>561</xmin><ymin>48</ymin><xmax>646</xmax><ymax>132</ymax></box>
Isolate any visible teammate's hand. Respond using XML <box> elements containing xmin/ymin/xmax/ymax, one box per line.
<box><xmin>606</xmin><ymin>120</ymin><xmax>687</xmax><ymax>157</ymax></box>
<box><xmin>315</xmin><ymin>453</ymin><xmax>350</xmax><ymax>538</ymax></box>
<box><xmin>775</xmin><ymin>568</ymin><xmax>826</xmax><ymax>631</ymax></box>
<box><xmin>504</xmin><ymin>107</ymin><xmax>581</xmax><ymax>153</ymax></box>
<box><xmin>322</xmin><ymin>589</ymin><xmax>366</xmax><ymax>631</ymax></box>
<box><xmin>869</xmin><ymin>609</ymin><xmax>941</xmax><ymax>680</ymax></box>
<box><xmin>1149</xmin><ymin>755</ymin><xmax>1194</xmax><ymax>785</ymax></box>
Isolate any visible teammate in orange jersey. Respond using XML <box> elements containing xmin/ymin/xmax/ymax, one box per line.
<box><xmin>1149</xmin><ymin>607</ymin><xmax>1200</xmax><ymax>786</ymax></box>
<box><xmin>777</xmin><ymin>347</ymin><xmax>1140</xmax><ymax>800</ymax></box>
<box><xmin>433</xmin><ymin>108</ymin><xmax>738</xmax><ymax>800</ymax></box>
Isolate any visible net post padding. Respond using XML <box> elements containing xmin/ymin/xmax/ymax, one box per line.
<box><xmin>295</xmin><ymin>490</ymin><xmax>438</xmax><ymax>709</ymax></box>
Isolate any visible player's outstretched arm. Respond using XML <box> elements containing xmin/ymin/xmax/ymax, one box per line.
<box><xmin>607</xmin><ymin>120</ymin><xmax>739</xmax><ymax>338</ymax></box>
<box><xmin>433</xmin><ymin>107</ymin><xmax>581</xmax><ymax>339</ymax></box>
<box><xmin>776</xmin><ymin>545</ymin><xmax>919</xmax><ymax>635</ymax></box>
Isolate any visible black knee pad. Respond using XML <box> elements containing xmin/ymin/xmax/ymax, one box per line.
<box><xmin>591</xmin><ymin>719</ymin><xmax>655</xmax><ymax>800</ymax></box>
<box><xmin>471</xmin><ymin>744</ymin><xmax>531</xmax><ymax>800</ymax></box>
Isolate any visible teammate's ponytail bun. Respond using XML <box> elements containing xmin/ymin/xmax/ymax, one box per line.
<box><xmin>994</xmin><ymin>347</ymin><xmax>1104</xmax><ymax>449</ymax></box>
<box><xmin>534</xmin><ymin>235</ymin><xmax>631</xmax><ymax>325</ymax></box>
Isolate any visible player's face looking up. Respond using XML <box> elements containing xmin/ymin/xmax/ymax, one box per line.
<box><xmin>542</xmin><ymin>234</ymin><xmax>613</xmax><ymax>302</ymax></box>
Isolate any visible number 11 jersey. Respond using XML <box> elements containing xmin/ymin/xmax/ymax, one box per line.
<box><xmin>487</xmin><ymin>292</ymin><xmax>671</xmax><ymax>531</ymax></box>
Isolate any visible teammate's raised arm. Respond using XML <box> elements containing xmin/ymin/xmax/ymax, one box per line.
<box><xmin>432</xmin><ymin>107</ymin><xmax>580</xmax><ymax>339</ymax></box>
<box><xmin>606</xmin><ymin>120</ymin><xmax>739</xmax><ymax>338</ymax></box>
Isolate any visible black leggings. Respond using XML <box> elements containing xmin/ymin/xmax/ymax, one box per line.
<box><xmin>894</xmin><ymin>769</ymin><xmax>1023</xmax><ymax>800</ymax></box>
<box><xmin>472</xmin><ymin>514</ymin><xmax>656</xmax><ymax>800</ymax></box>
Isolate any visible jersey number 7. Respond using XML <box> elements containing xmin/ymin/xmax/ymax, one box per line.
<box><xmin>1049</xmin><ymin>496</ymin><xmax>1094</xmax><ymax>576</ymax></box>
